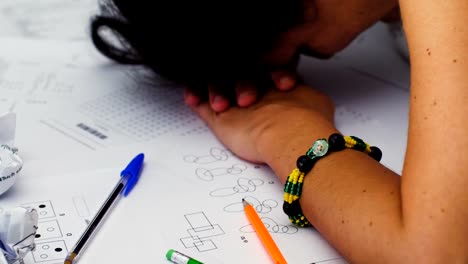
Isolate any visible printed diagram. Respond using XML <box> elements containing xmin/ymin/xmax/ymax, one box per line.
<box><xmin>18</xmin><ymin>197</ymin><xmax>91</xmax><ymax>263</ymax></box>
<box><xmin>195</xmin><ymin>164</ymin><xmax>247</xmax><ymax>182</ymax></box>
<box><xmin>28</xmin><ymin>72</ymin><xmax>74</xmax><ymax>96</ymax></box>
<box><xmin>34</xmin><ymin>220</ymin><xmax>63</xmax><ymax>240</ymax></box>
<box><xmin>240</xmin><ymin>217</ymin><xmax>298</xmax><ymax>235</ymax></box>
<box><xmin>222</xmin><ymin>196</ymin><xmax>297</xmax><ymax>235</ymax></box>
<box><xmin>20</xmin><ymin>200</ymin><xmax>68</xmax><ymax>263</ymax></box>
<box><xmin>0</xmin><ymin>78</ymin><xmax>23</xmax><ymax>92</ymax></box>
<box><xmin>209</xmin><ymin>178</ymin><xmax>264</xmax><ymax>197</ymax></box>
<box><xmin>22</xmin><ymin>201</ymin><xmax>56</xmax><ymax>219</ymax></box>
<box><xmin>223</xmin><ymin>196</ymin><xmax>277</xmax><ymax>214</ymax></box>
<box><xmin>180</xmin><ymin>212</ymin><xmax>225</xmax><ymax>252</ymax></box>
<box><xmin>183</xmin><ymin>147</ymin><xmax>230</xmax><ymax>164</ymax></box>
<box><xmin>31</xmin><ymin>240</ymin><xmax>68</xmax><ymax>263</ymax></box>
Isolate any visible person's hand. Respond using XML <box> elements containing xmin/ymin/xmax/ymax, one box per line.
<box><xmin>188</xmin><ymin>84</ymin><xmax>337</xmax><ymax>164</ymax></box>
<box><xmin>183</xmin><ymin>68</ymin><xmax>299</xmax><ymax>113</ymax></box>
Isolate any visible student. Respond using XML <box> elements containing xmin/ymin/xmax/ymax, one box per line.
<box><xmin>91</xmin><ymin>0</ymin><xmax>468</xmax><ymax>262</ymax></box>
<box><xmin>90</xmin><ymin>0</ymin><xmax>400</xmax><ymax>112</ymax></box>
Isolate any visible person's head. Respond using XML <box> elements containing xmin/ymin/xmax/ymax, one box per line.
<box><xmin>91</xmin><ymin>0</ymin><xmax>304</xmax><ymax>94</ymax></box>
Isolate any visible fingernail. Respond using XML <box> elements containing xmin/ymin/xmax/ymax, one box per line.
<box><xmin>213</xmin><ymin>95</ymin><xmax>224</xmax><ymax>103</ymax></box>
<box><xmin>280</xmin><ymin>76</ymin><xmax>293</xmax><ymax>87</ymax></box>
<box><xmin>184</xmin><ymin>89</ymin><xmax>200</xmax><ymax>106</ymax></box>
<box><xmin>239</xmin><ymin>90</ymin><xmax>253</xmax><ymax>99</ymax></box>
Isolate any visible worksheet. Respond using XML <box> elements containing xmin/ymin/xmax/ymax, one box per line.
<box><xmin>1</xmin><ymin>169</ymin><xmax>114</xmax><ymax>264</ymax></box>
<box><xmin>0</xmin><ymin>37</ymin><xmax>109</xmax><ymax>68</ymax></box>
<box><xmin>0</xmin><ymin>0</ymin><xmax>97</xmax><ymax>41</ymax></box>
<box><xmin>0</xmin><ymin>3</ymin><xmax>411</xmax><ymax>262</ymax></box>
<box><xmin>1</xmin><ymin>136</ymin><xmax>348</xmax><ymax>264</ymax></box>
<box><xmin>0</xmin><ymin>62</ymin><xmax>210</xmax><ymax>160</ymax></box>
<box><xmin>1</xmin><ymin>45</ymin><xmax>409</xmax><ymax>173</ymax></box>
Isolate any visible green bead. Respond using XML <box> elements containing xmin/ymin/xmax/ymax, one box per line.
<box><xmin>350</xmin><ymin>136</ymin><xmax>367</xmax><ymax>151</ymax></box>
<box><xmin>291</xmin><ymin>184</ymin><xmax>299</xmax><ymax>196</ymax></box>
<box><xmin>296</xmin><ymin>182</ymin><xmax>303</xmax><ymax>196</ymax></box>
<box><xmin>284</xmin><ymin>181</ymin><xmax>293</xmax><ymax>192</ymax></box>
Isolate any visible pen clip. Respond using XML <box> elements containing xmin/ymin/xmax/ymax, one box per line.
<box><xmin>120</xmin><ymin>153</ymin><xmax>145</xmax><ymax>196</ymax></box>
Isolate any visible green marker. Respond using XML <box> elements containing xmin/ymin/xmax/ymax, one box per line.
<box><xmin>166</xmin><ymin>249</ymin><xmax>203</xmax><ymax>264</ymax></box>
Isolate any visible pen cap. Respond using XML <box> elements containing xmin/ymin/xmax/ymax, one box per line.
<box><xmin>166</xmin><ymin>249</ymin><xmax>203</xmax><ymax>264</ymax></box>
<box><xmin>120</xmin><ymin>153</ymin><xmax>144</xmax><ymax>196</ymax></box>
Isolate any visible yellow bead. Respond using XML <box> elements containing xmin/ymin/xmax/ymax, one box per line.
<box><xmin>298</xmin><ymin>174</ymin><xmax>304</xmax><ymax>183</ymax></box>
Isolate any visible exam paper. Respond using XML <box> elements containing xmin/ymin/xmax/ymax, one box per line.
<box><xmin>0</xmin><ymin>136</ymin><xmax>348</xmax><ymax>264</ymax></box>
<box><xmin>1</xmin><ymin>43</ymin><xmax>409</xmax><ymax>172</ymax></box>
<box><xmin>0</xmin><ymin>0</ymin><xmax>97</xmax><ymax>41</ymax></box>
<box><xmin>0</xmin><ymin>37</ymin><xmax>110</xmax><ymax>68</ymax></box>
<box><xmin>0</xmin><ymin>62</ymin><xmax>211</xmax><ymax>160</ymax></box>
<box><xmin>0</xmin><ymin>160</ymin><xmax>120</xmax><ymax>264</ymax></box>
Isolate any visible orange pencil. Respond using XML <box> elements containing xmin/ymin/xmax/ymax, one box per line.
<box><xmin>242</xmin><ymin>199</ymin><xmax>287</xmax><ymax>264</ymax></box>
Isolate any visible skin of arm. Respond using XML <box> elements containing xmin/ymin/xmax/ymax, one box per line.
<box><xmin>189</xmin><ymin>0</ymin><xmax>468</xmax><ymax>262</ymax></box>
<box><xmin>399</xmin><ymin>0</ymin><xmax>468</xmax><ymax>261</ymax></box>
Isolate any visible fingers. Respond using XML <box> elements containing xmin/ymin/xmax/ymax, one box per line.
<box><xmin>208</xmin><ymin>86</ymin><xmax>231</xmax><ymax>112</ymax></box>
<box><xmin>185</xmin><ymin>81</ymin><xmax>260</xmax><ymax>111</ymax></box>
<box><xmin>269</xmin><ymin>46</ymin><xmax>301</xmax><ymax>91</ymax></box>
<box><xmin>271</xmin><ymin>70</ymin><xmax>297</xmax><ymax>91</ymax></box>
<box><xmin>235</xmin><ymin>81</ymin><xmax>258</xmax><ymax>107</ymax></box>
<box><xmin>185</xmin><ymin>69</ymin><xmax>300</xmax><ymax>112</ymax></box>
<box><xmin>183</xmin><ymin>86</ymin><xmax>231</xmax><ymax>112</ymax></box>
<box><xmin>184</xmin><ymin>88</ymin><xmax>201</xmax><ymax>107</ymax></box>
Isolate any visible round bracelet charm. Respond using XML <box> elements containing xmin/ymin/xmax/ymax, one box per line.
<box><xmin>307</xmin><ymin>139</ymin><xmax>329</xmax><ymax>157</ymax></box>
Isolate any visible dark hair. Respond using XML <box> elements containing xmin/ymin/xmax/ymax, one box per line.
<box><xmin>90</xmin><ymin>0</ymin><xmax>303</xmax><ymax>91</ymax></box>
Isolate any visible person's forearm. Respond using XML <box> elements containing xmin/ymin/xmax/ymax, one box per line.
<box><xmin>259</xmin><ymin>1</ymin><xmax>468</xmax><ymax>261</ymax></box>
<box><xmin>399</xmin><ymin>0</ymin><xmax>468</xmax><ymax>261</ymax></box>
<box><xmin>259</xmin><ymin>111</ymin><xmax>406</xmax><ymax>263</ymax></box>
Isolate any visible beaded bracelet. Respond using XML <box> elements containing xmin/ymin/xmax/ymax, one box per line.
<box><xmin>282</xmin><ymin>133</ymin><xmax>382</xmax><ymax>227</ymax></box>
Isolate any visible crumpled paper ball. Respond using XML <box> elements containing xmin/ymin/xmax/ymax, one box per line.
<box><xmin>0</xmin><ymin>206</ymin><xmax>38</xmax><ymax>264</ymax></box>
<box><xmin>0</xmin><ymin>145</ymin><xmax>23</xmax><ymax>196</ymax></box>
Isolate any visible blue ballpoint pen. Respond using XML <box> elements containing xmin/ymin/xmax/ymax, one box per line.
<box><xmin>64</xmin><ymin>153</ymin><xmax>145</xmax><ymax>264</ymax></box>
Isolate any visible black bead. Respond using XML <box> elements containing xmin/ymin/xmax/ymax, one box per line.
<box><xmin>296</xmin><ymin>155</ymin><xmax>316</xmax><ymax>173</ymax></box>
<box><xmin>282</xmin><ymin>200</ymin><xmax>301</xmax><ymax>216</ymax></box>
<box><xmin>328</xmin><ymin>133</ymin><xmax>345</xmax><ymax>151</ymax></box>
<box><xmin>369</xmin><ymin>146</ymin><xmax>382</xmax><ymax>162</ymax></box>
